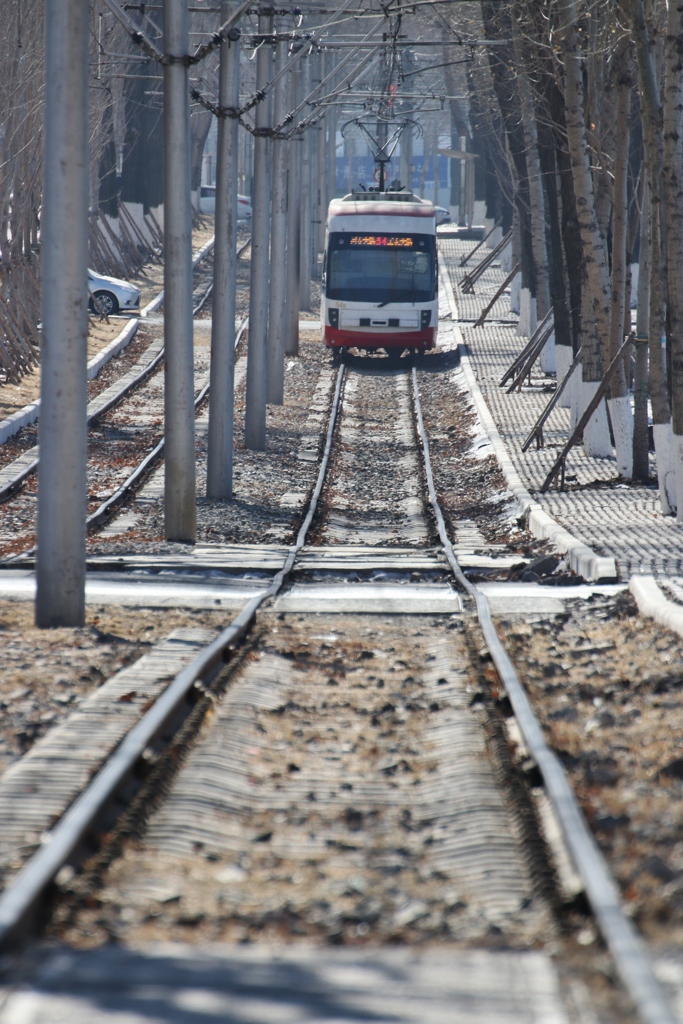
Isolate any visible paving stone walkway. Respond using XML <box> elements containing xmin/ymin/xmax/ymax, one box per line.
<box><xmin>439</xmin><ymin>237</ymin><xmax>683</xmax><ymax>581</ymax></box>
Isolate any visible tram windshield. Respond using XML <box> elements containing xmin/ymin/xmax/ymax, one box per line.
<box><xmin>326</xmin><ymin>232</ymin><xmax>436</xmax><ymax>304</ymax></box>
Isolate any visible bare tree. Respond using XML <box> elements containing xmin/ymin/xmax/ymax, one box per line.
<box><xmin>606</xmin><ymin>41</ymin><xmax>635</xmax><ymax>478</ymax></box>
<box><xmin>558</xmin><ymin>0</ymin><xmax>613</xmax><ymax>456</ymax></box>
<box><xmin>663</xmin><ymin>0</ymin><xmax>683</xmax><ymax>519</ymax></box>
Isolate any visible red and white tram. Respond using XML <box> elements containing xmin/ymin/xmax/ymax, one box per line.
<box><xmin>321</xmin><ymin>190</ymin><xmax>438</xmax><ymax>355</ymax></box>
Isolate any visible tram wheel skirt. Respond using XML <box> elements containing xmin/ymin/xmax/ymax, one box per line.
<box><xmin>323</xmin><ymin>326</ymin><xmax>436</xmax><ymax>350</ymax></box>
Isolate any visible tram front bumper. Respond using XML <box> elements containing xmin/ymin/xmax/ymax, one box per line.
<box><xmin>323</xmin><ymin>325</ymin><xmax>436</xmax><ymax>350</ymax></box>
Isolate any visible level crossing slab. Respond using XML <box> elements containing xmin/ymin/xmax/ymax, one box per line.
<box><xmin>275</xmin><ymin>582</ymin><xmax>463</xmax><ymax>614</ymax></box>
<box><xmin>0</xmin><ymin>573</ymin><xmax>625</xmax><ymax>615</ymax></box>
<box><xmin>0</xmin><ymin>944</ymin><xmax>574</xmax><ymax>1023</ymax></box>
<box><xmin>0</xmin><ymin>571</ymin><xmax>268</xmax><ymax>610</ymax></box>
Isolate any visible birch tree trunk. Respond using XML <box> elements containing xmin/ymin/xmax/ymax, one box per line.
<box><xmin>663</xmin><ymin>0</ymin><xmax>683</xmax><ymax>520</ymax></box>
<box><xmin>623</xmin><ymin>0</ymin><xmax>676</xmax><ymax>512</ymax></box>
<box><xmin>481</xmin><ymin>0</ymin><xmax>535</xmax><ymax>309</ymax></box>
<box><xmin>513</xmin><ymin>21</ymin><xmax>553</xmax><ymax>368</ymax></box>
<box><xmin>633</xmin><ymin>175</ymin><xmax>651</xmax><ymax>481</ymax></box>
<box><xmin>524</xmin><ymin>0</ymin><xmax>574</xmax><ymax>387</ymax></box>
<box><xmin>607</xmin><ymin>45</ymin><xmax>634</xmax><ymax>478</ymax></box>
<box><xmin>559</xmin><ymin>0</ymin><xmax>612</xmax><ymax>456</ymax></box>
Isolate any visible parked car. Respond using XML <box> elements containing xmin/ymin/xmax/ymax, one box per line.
<box><xmin>199</xmin><ymin>185</ymin><xmax>252</xmax><ymax>220</ymax></box>
<box><xmin>87</xmin><ymin>269</ymin><xmax>140</xmax><ymax>316</ymax></box>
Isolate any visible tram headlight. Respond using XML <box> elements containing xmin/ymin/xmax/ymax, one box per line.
<box><xmin>421</xmin><ymin>310</ymin><xmax>432</xmax><ymax>329</ymax></box>
<box><xmin>328</xmin><ymin>308</ymin><xmax>339</xmax><ymax>328</ymax></box>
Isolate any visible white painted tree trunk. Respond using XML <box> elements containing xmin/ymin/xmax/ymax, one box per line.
<box><xmin>607</xmin><ymin>396</ymin><xmax>634</xmax><ymax>477</ymax></box>
<box><xmin>556</xmin><ymin>344</ymin><xmax>573</xmax><ymax>407</ymax></box>
<box><xmin>559</xmin><ymin>0</ymin><xmax>612</xmax><ymax>375</ymax></box>
<box><xmin>606</xmin><ymin>44</ymin><xmax>633</xmax><ymax>479</ymax></box>
<box><xmin>570</xmin><ymin>362</ymin><xmax>582</xmax><ymax>430</ymax></box>
<box><xmin>581</xmin><ymin>381</ymin><xmax>612</xmax><ymax>458</ymax></box>
<box><xmin>663</xmin><ymin>0</ymin><xmax>683</xmax><ymax>520</ymax></box>
<box><xmin>529</xmin><ymin>293</ymin><xmax>538</xmax><ymax>337</ymax></box>
<box><xmin>540</xmin><ymin>329</ymin><xmax>556</xmax><ymax>374</ymax></box>
<box><xmin>674</xmin><ymin>434</ymin><xmax>683</xmax><ymax>520</ymax></box>
<box><xmin>510</xmin><ymin>271</ymin><xmax>521</xmax><ymax>314</ymax></box>
<box><xmin>518</xmin><ymin>288</ymin><xmax>535</xmax><ymax>337</ymax></box>
<box><xmin>654</xmin><ymin>422</ymin><xmax>677</xmax><ymax>514</ymax></box>
<box><xmin>625</xmin><ymin>0</ymin><xmax>673</xmax><ymax>504</ymax></box>
<box><xmin>513</xmin><ymin>27</ymin><xmax>551</xmax><ymax>326</ymax></box>
<box><xmin>473</xmin><ymin>200</ymin><xmax>486</xmax><ymax>225</ymax></box>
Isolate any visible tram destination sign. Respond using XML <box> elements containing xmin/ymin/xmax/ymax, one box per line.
<box><xmin>342</xmin><ymin>235</ymin><xmax>427</xmax><ymax>248</ymax></box>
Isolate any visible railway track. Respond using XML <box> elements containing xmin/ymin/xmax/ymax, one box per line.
<box><xmin>0</xmin><ymin>236</ymin><xmax>252</xmax><ymax>560</ymax></box>
<box><xmin>0</xmin><ymin>341</ymin><xmax>675</xmax><ymax>1022</ymax></box>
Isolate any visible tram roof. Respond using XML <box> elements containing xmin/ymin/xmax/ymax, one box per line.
<box><xmin>329</xmin><ymin>193</ymin><xmax>436</xmax><ymax>219</ymax></box>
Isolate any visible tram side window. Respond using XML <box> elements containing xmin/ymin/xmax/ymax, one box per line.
<box><xmin>326</xmin><ymin>233</ymin><xmax>436</xmax><ymax>304</ymax></box>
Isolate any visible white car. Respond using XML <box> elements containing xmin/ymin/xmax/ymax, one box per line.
<box><xmin>199</xmin><ymin>185</ymin><xmax>252</xmax><ymax>220</ymax></box>
<box><xmin>88</xmin><ymin>269</ymin><xmax>140</xmax><ymax>317</ymax></box>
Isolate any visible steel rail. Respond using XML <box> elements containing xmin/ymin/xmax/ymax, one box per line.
<box><xmin>0</xmin><ymin>236</ymin><xmax>251</xmax><ymax>506</ymax></box>
<box><xmin>0</xmin><ymin>240</ymin><xmax>252</xmax><ymax>564</ymax></box>
<box><xmin>0</xmin><ymin>343</ymin><xmax>166</xmax><ymax>506</ymax></box>
<box><xmin>85</xmin><ymin>314</ymin><xmax>249</xmax><ymax>531</ymax></box>
<box><xmin>0</xmin><ymin>363</ymin><xmax>345</xmax><ymax>948</ymax></box>
<box><xmin>410</xmin><ymin>365</ymin><xmax>675</xmax><ymax>1024</ymax></box>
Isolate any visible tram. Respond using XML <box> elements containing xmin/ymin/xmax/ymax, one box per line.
<box><xmin>321</xmin><ymin>189</ymin><xmax>438</xmax><ymax>356</ymax></box>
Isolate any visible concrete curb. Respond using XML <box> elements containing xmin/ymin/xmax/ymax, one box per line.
<box><xmin>86</xmin><ymin>318</ymin><xmax>139</xmax><ymax>381</ymax></box>
<box><xmin>0</xmin><ymin>400</ymin><xmax>41</xmax><ymax>447</ymax></box>
<box><xmin>629</xmin><ymin>574</ymin><xmax>683</xmax><ymax>638</ymax></box>
<box><xmin>438</xmin><ymin>261</ymin><xmax>617</xmax><ymax>583</ymax></box>
<box><xmin>0</xmin><ymin>318</ymin><xmax>140</xmax><ymax>447</ymax></box>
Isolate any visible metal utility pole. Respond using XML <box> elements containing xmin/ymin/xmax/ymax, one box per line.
<box><xmin>163</xmin><ymin>0</ymin><xmax>196</xmax><ymax>540</ymax></box>
<box><xmin>245</xmin><ymin>10</ymin><xmax>273</xmax><ymax>450</ymax></box>
<box><xmin>207</xmin><ymin>6</ymin><xmax>240</xmax><ymax>498</ymax></box>
<box><xmin>267</xmin><ymin>30</ymin><xmax>289</xmax><ymax>405</ymax></box>
<box><xmin>458</xmin><ymin>135</ymin><xmax>467</xmax><ymax>226</ymax></box>
<box><xmin>285</xmin><ymin>62</ymin><xmax>303</xmax><ymax>356</ymax></box>
<box><xmin>326</xmin><ymin>60</ymin><xmax>338</xmax><ymax>207</ymax></box>
<box><xmin>299</xmin><ymin>56</ymin><xmax>313</xmax><ymax>312</ymax></box>
<box><xmin>316</xmin><ymin>52</ymin><xmax>328</xmax><ymax>254</ymax></box>
<box><xmin>400</xmin><ymin>122</ymin><xmax>412</xmax><ymax>191</ymax></box>
<box><xmin>36</xmin><ymin>0</ymin><xmax>89</xmax><ymax>627</ymax></box>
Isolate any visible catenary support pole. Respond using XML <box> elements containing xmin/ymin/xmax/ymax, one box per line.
<box><xmin>207</xmin><ymin>6</ymin><xmax>240</xmax><ymax>497</ymax></box>
<box><xmin>285</xmin><ymin>62</ymin><xmax>303</xmax><ymax>356</ymax></box>
<box><xmin>316</xmin><ymin>51</ymin><xmax>328</xmax><ymax>254</ymax></box>
<box><xmin>327</xmin><ymin>64</ymin><xmax>338</xmax><ymax>205</ymax></box>
<box><xmin>245</xmin><ymin>10</ymin><xmax>273</xmax><ymax>449</ymax></box>
<box><xmin>300</xmin><ymin>56</ymin><xmax>312</xmax><ymax>312</ymax></box>
<box><xmin>36</xmin><ymin>0</ymin><xmax>89</xmax><ymax>628</ymax></box>
<box><xmin>400</xmin><ymin>102</ymin><xmax>412</xmax><ymax>191</ymax></box>
<box><xmin>458</xmin><ymin>134</ymin><xmax>467</xmax><ymax>226</ymax></box>
<box><xmin>310</xmin><ymin>53</ymin><xmax>323</xmax><ymax>264</ymax></box>
<box><xmin>163</xmin><ymin>0</ymin><xmax>196</xmax><ymax>540</ymax></box>
<box><xmin>267</xmin><ymin>29</ymin><xmax>289</xmax><ymax>405</ymax></box>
